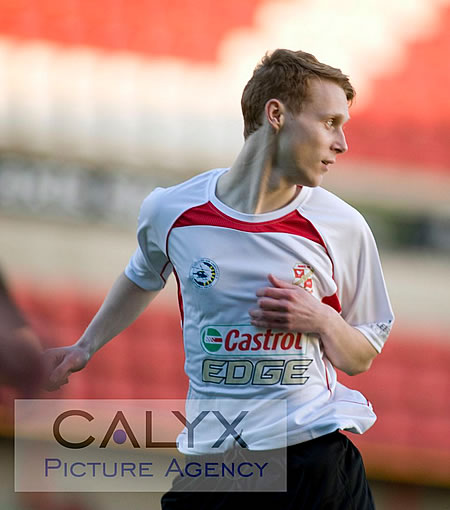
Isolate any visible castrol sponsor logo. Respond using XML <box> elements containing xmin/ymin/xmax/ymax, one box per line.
<box><xmin>201</xmin><ymin>327</ymin><xmax>223</xmax><ymax>353</ymax></box>
<box><xmin>200</xmin><ymin>325</ymin><xmax>304</xmax><ymax>356</ymax></box>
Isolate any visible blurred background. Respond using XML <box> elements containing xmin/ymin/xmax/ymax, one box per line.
<box><xmin>0</xmin><ymin>0</ymin><xmax>449</xmax><ymax>509</ymax></box>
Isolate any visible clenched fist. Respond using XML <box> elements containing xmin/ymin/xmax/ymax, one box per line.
<box><xmin>42</xmin><ymin>345</ymin><xmax>90</xmax><ymax>391</ymax></box>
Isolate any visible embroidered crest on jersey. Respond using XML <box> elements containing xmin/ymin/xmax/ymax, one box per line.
<box><xmin>292</xmin><ymin>263</ymin><xmax>314</xmax><ymax>293</ymax></box>
<box><xmin>190</xmin><ymin>258</ymin><xmax>219</xmax><ymax>288</ymax></box>
<box><xmin>366</xmin><ymin>320</ymin><xmax>393</xmax><ymax>341</ymax></box>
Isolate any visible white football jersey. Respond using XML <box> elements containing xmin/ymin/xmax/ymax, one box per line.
<box><xmin>125</xmin><ymin>168</ymin><xmax>394</xmax><ymax>452</ymax></box>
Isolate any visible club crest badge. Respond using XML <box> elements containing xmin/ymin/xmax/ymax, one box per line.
<box><xmin>190</xmin><ymin>258</ymin><xmax>219</xmax><ymax>288</ymax></box>
<box><xmin>292</xmin><ymin>263</ymin><xmax>314</xmax><ymax>293</ymax></box>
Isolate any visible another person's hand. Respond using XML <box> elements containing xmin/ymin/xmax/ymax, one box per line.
<box><xmin>42</xmin><ymin>345</ymin><xmax>90</xmax><ymax>391</ymax></box>
<box><xmin>0</xmin><ymin>328</ymin><xmax>43</xmax><ymax>396</ymax></box>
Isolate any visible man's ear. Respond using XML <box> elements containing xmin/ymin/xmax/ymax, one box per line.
<box><xmin>265</xmin><ymin>99</ymin><xmax>285</xmax><ymax>133</ymax></box>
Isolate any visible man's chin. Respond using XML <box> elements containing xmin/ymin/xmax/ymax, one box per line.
<box><xmin>290</xmin><ymin>167</ymin><xmax>323</xmax><ymax>188</ymax></box>
<box><xmin>303</xmin><ymin>174</ymin><xmax>323</xmax><ymax>188</ymax></box>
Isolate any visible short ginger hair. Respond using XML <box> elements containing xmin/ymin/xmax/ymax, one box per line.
<box><xmin>241</xmin><ymin>49</ymin><xmax>355</xmax><ymax>138</ymax></box>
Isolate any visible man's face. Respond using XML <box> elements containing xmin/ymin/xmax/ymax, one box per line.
<box><xmin>275</xmin><ymin>79</ymin><xmax>350</xmax><ymax>187</ymax></box>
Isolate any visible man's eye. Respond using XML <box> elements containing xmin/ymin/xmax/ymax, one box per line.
<box><xmin>326</xmin><ymin>119</ymin><xmax>334</xmax><ymax>127</ymax></box>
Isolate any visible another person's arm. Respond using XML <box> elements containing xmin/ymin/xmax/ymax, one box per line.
<box><xmin>0</xmin><ymin>269</ymin><xmax>43</xmax><ymax>394</ymax></box>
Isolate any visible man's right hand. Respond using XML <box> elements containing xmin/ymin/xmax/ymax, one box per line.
<box><xmin>41</xmin><ymin>273</ymin><xmax>159</xmax><ymax>392</ymax></box>
<box><xmin>42</xmin><ymin>345</ymin><xmax>90</xmax><ymax>391</ymax></box>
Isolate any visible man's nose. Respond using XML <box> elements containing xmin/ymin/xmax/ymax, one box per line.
<box><xmin>332</xmin><ymin>129</ymin><xmax>348</xmax><ymax>154</ymax></box>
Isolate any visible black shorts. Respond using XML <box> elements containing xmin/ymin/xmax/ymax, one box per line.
<box><xmin>161</xmin><ymin>431</ymin><xmax>375</xmax><ymax>510</ymax></box>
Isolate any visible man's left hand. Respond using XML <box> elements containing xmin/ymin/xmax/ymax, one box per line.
<box><xmin>249</xmin><ymin>273</ymin><xmax>330</xmax><ymax>333</ymax></box>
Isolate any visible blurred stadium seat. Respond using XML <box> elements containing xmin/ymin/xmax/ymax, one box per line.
<box><xmin>2</xmin><ymin>283</ymin><xmax>447</xmax><ymax>488</ymax></box>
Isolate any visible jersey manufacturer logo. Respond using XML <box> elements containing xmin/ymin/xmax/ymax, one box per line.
<box><xmin>190</xmin><ymin>258</ymin><xmax>219</xmax><ymax>288</ymax></box>
<box><xmin>200</xmin><ymin>325</ymin><xmax>305</xmax><ymax>356</ymax></box>
<box><xmin>292</xmin><ymin>263</ymin><xmax>314</xmax><ymax>293</ymax></box>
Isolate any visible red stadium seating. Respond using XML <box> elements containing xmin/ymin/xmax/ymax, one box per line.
<box><xmin>0</xmin><ymin>0</ymin><xmax>265</xmax><ymax>62</ymax></box>
<box><xmin>2</xmin><ymin>284</ymin><xmax>448</xmax><ymax>486</ymax></box>
<box><xmin>0</xmin><ymin>0</ymin><xmax>449</xmax><ymax>171</ymax></box>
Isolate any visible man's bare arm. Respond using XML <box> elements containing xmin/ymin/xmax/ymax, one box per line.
<box><xmin>249</xmin><ymin>274</ymin><xmax>377</xmax><ymax>376</ymax></box>
<box><xmin>44</xmin><ymin>272</ymin><xmax>159</xmax><ymax>390</ymax></box>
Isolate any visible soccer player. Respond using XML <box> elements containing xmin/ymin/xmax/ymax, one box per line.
<box><xmin>44</xmin><ymin>49</ymin><xmax>394</xmax><ymax>509</ymax></box>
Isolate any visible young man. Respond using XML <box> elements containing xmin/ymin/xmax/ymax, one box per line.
<box><xmin>44</xmin><ymin>49</ymin><xmax>394</xmax><ymax>509</ymax></box>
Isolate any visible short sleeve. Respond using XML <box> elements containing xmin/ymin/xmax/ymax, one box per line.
<box><xmin>336</xmin><ymin>216</ymin><xmax>394</xmax><ymax>353</ymax></box>
<box><xmin>125</xmin><ymin>189</ymin><xmax>173</xmax><ymax>291</ymax></box>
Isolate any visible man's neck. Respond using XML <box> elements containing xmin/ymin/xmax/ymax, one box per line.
<box><xmin>216</xmin><ymin>125</ymin><xmax>299</xmax><ymax>214</ymax></box>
